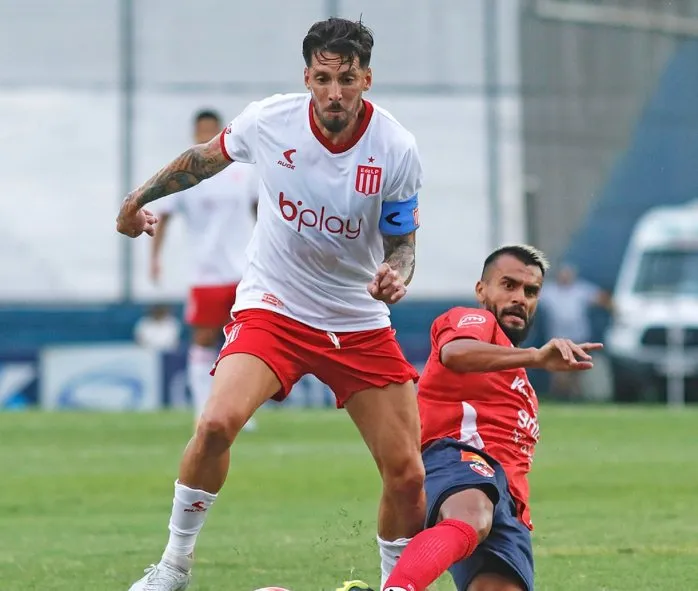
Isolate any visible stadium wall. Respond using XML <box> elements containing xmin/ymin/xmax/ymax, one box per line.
<box><xmin>519</xmin><ymin>4</ymin><xmax>696</xmax><ymax>281</ymax></box>
<box><xmin>0</xmin><ymin>0</ymin><xmax>525</xmax><ymax>303</ymax></box>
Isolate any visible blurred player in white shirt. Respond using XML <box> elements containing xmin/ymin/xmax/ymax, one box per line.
<box><xmin>133</xmin><ymin>304</ymin><xmax>181</xmax><ymax>352</ymax></box>
<box><xmin>150</xmin><ymin>110</ymin><xmax>258</xmax><ymax>427</ymax></box>
<box><xmin>118</xmin><ymin>18</ymin><xmax>425</xmax><ymax>591</ymax></box>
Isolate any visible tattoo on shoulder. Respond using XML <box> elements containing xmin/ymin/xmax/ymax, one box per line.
<box><xmin>383</xmin><ymin>232</ymin><xmax>416</xmax><ymax>284</ymax></box>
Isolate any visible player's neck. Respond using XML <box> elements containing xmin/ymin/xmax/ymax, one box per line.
<box><xmin>312</xmin><ymin>100</ymin><xmax>366</xmax><ymax>146</ymax></box>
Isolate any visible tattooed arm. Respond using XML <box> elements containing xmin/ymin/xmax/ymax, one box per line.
<box><xmin>368</xmin><ymin>231</ymin><xmax>417</xmax><ymax>304</ymax></box>
<box><xmin>383</xmin><ymin>231</ymin><xmax>416</xmax><ymax>285</ymax></box>
<box><xmin>116</xmin><ymin>134</ymin><xmax>230</xmax><ymax>237</ymax></box>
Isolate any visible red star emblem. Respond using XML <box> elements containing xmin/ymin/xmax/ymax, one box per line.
<box><xmin>368</xmin><ymin>156</ymin><xmax>375</xmax><ymax>163</ymax></box>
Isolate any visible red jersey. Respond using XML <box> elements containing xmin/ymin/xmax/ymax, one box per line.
<box><xmin>418</xmin><ymin>307</ymin><xmax>540</xmax><ymax>529</ymax></box>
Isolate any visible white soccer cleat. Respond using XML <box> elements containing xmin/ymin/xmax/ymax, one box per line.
<box><xmin>128</xmin><ymin>561</ymin><xmax>191</xmax><ymax>591</ymax></box>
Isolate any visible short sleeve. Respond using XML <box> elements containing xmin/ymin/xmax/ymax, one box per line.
<box><xmin>433</xmin><ymin>308</ymin><xmax>497</xmax><ymax>351</ymax></box>
<box><xmin>382</xmin><ymin>138</ymin><xmax>423</xmax><ymax>203</ymax></box>
<box><xmin>220</xmin><ymin>100</ymin><xmax>262</xmax><ymax>164</ymax></box>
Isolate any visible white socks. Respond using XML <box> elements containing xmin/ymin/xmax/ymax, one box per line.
<box><xmin>162</xmin><ymin>480</ymin><xmax>217</xmax><ymax>568</ymax></box>
<box><xmin>187</xmin><ymin>345</ymin><xmax>218</xmax><ymax>417</ymax></box>
<box><xmin>377</xmin><ymin>535</ymin><xmax>411</xmax><ymax>590</ymax></box>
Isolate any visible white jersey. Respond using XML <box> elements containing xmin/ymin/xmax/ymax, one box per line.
<box><xmin>220</xmin><ymin>93</ymin><xmax>423</xmax><ymax>331</ymax></box>
<box><xmin>159</xmin><ymin>162</ymin><xmax>258</xmax><ymax>287</ymax></box>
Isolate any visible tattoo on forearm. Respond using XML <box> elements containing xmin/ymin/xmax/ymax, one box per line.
<box><xmin>129</xmin><ymin>143</ymin><xmax>229</xmax><ymax>208</ymax></box>
<box><xmin>383</xmin><ymin>233</ymin><xmax>416</xmax><ymax>285</ymax></box>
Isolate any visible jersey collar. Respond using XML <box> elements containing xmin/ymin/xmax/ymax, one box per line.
<box><xmin>308</xmin><ymin>99</ymin><xmax>374</xmax><ymax>154</ymax></box>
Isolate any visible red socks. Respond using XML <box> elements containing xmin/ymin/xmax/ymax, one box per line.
<box><xmin>382</xmin><ymin>519</ymin><xmax>479</xmax><ymax>591</ymax></box>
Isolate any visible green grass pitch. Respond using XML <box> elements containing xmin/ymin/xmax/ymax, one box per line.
<box><xmin>2</xmin><ymin>405</ymin><xmax>697</xmax><ymax>590</ymax></box>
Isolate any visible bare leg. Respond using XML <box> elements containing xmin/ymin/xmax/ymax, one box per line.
<box><xmin>344</xmin><ymin>381</ymin><xmax>426</xmax><ymax>587</ymax></box>
<box><xmin>179</xmin><ymin>353</ymin><xmax>280</xmax><ymax>491</ymax></box>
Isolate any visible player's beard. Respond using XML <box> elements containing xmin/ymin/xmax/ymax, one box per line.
<box><xmin>319</xmin><ymin>103</ymin><xmax>349</xmax><ymax>133</ymax></box>
<box><xmin>314</xmin><ymin>100</ymin><xmax>358</xmax><ymax>133</ymax></box>
<box><xmin>491</xmin><ymin>304</ymin><xmax>533</xmax><ymax>346</ymax></box>
<box><xmin>322</xmin><ymin>113</ymin><xmax>347</xmax><ymax>132</ymax></box>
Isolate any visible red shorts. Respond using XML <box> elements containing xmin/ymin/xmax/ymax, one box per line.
<box><xmin>212</xmin><ymin>309</ymin><xmax>419</xmax><ymax>407</ymax></box>
<box><xmin>185</xmin><ymin>284</ymin><xmax>238</xmax><ymax>328</ymax></box>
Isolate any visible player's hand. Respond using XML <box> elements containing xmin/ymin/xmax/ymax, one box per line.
<box><xmin>533</xmin><ymin>338</ymin><xmax>603</xmax><ymax>372</ymax></box>
<box><xmin>116</xmin><ymin>204</ymin><xmax>158</xmax><ymax>238</ymax></box>
<box><xmin>368</xmin><ymin>262</ymin><xmax>406</xmax><ymax>304</ymax></box>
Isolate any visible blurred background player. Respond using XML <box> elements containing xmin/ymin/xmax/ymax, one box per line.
<box><xmin>383</xmin><ymin>245</ymin><xmax>603</xmax><ymax>591</ymax></box>
<box><xmin>540</xmin><ymin>262</ymin><xmax>612</xmax><ymax>400</ymax></box>
<box><xmin>117</xmin><ymin>18</ymin><xmax>426</xmax><ymax>591</ymax></box>
<box><xmin>133</xmin><ymin>303</ymin><xmax>181</xmax><ymax>352</ymax></box>
<box><xmin>150</xmin><ymin>109</ymin><xmax>259</xmax><ymax>427</ymax></box>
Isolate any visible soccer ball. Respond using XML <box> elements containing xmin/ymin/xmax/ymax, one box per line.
<box><xmin>253</xmin><ymin>588</ymin><xmax>291</xmax><ymax>591</ymax></box>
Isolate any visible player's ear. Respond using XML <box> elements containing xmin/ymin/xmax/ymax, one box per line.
<box><xmin>475</xmin><ymin>280</ymin><xmax>486</xmax><ymax>305</ymax></box>
<box><xmin>363</xmin><ymin>67</ymin><xmax>372</xmax><ymax>91</ymax></box>
<box><xmin>304</xmin><ymin>67</ymin><xmax>311</xmax><ymax>90</ymax></box>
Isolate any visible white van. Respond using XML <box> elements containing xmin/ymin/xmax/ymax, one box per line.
<box><xmin>606</xmin><ymin>201</ymin><xmax>698</xmax><ymax>404</ymax></box>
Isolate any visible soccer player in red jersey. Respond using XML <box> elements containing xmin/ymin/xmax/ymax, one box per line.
<box><xmin>383</xmin><ymin>245</ymin><xmax>603</xmax><ymax>591</ymax></box>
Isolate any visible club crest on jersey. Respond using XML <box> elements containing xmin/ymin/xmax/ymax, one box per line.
<box><xmin>355</xmin><ymin>165</ymin><xmax>382</xmax><ymax>197</ymax></box>
<box><xmin>461</xmin><ymin>451</ymin><xmax>495</xmax><ymax>478</ymax></box>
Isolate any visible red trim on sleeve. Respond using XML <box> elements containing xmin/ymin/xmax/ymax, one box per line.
<box><xmin>219</xmin><ymin>130</ymin><xmax>233</xmax><ymax>162</ymax></box>
<box><xmin>308</xmin><ymin>99</ymin><xmax>374</xmax><ymax>154</ymax></box>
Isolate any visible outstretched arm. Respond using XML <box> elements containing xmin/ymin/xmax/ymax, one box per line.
<box><xmin>441</xmin><ymin>338</ymin><xmax>602</xmax><ymax>373</ymax></box>
<box><xmin>130</xmin><ymin>134</ymin><xmax>229</xmax><ymax>208</ymax></box>
<box><xmin>117</xmin><ymin>134</ymin><xmax>230</xmax><ymax>237</ymax></box>
<box><xmin>441</xmin><ymin>340</ymin><xmax>539</xmax><ymax>373</ymax></box>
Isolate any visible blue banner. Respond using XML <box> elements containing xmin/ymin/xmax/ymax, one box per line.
<box><xmin>0</xmin><ymin>350</ymin><xmax>39</xmax><ymax>409</ymax></box>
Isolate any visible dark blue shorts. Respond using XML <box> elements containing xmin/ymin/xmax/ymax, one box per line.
<box><xmin>423</xmin><ymin>438</ymin><xmax>534</xmax><ymax>591</ymax></box>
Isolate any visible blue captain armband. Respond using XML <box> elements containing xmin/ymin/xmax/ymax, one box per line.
<box><xmin>379</xmin><ymin>194</ymin><xmax>420</xmax><ymax>235</ymax></box>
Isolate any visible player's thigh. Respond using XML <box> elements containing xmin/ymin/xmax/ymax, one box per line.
<box><xmin>203</xmin><ymin>353</ymin><xmax>281</xmax><ymax>424</ymax></box>
<box><xmin>343</xmin><ymin>380</ymin><xmax>422</xmax><ymax>476</ymax></box>
<box><xmin>204</xmin><ymin>311</ymin><xmax>309</xmax><ymax>425</ymax></box>
<box><xmin>467</xmin><ymin>571</ymin><xmax>526</xmax><ymax>591</ymax></box>
<box><xmin>320</xmin><ymin>326</ymin><xmax>420</xmax><ymax>470</ymax></box>
<box><xmin>214</xmin><ymin>310</ymin><xmax>312</xmax><ymax>399</ymax></box>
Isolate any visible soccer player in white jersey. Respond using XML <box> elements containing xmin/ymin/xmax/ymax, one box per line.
<box><xmin>117</xmin><ymin>18</ymin><xmax>425</xmax><ymax>591</ymax></box>
<box><xmin>151</xmin><ymin>109</ymin><xmax>258</xmax><ymax>426</ymax></box>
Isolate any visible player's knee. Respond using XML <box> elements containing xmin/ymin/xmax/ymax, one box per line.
<box><xmin>467</xmin><ymin>506</ymin><xmax>494</xmax><ymax>542</ymax></box>
<box><xmin>440</xmin><ymin>489</ymin><xmax>494</xmax><ymax>543</ymax></box>
<box><xmin>442</xmin><ymin>510</ymin><xmax>492</xmax><ymax>544</ymax></box>
<box><xmin>382</xmin><ymin>452</ymin><xmax>425</xmax><ymax>499</ymax></box>
<box><xmin>195</xmin><ymin>407</ymin><xmax>248</xmax><ymax>452</ymax></box>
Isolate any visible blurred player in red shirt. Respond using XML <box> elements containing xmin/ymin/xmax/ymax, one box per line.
<box><xmin>383</xmin><ymin>245</ymin><xmax>603</xmax><ymax>591</ymax></box>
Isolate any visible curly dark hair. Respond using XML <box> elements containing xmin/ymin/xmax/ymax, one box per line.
<box><xmin>302</xmin><ymin>17</ymin><xmax>374</xmax><ymax>68</ymax></box>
